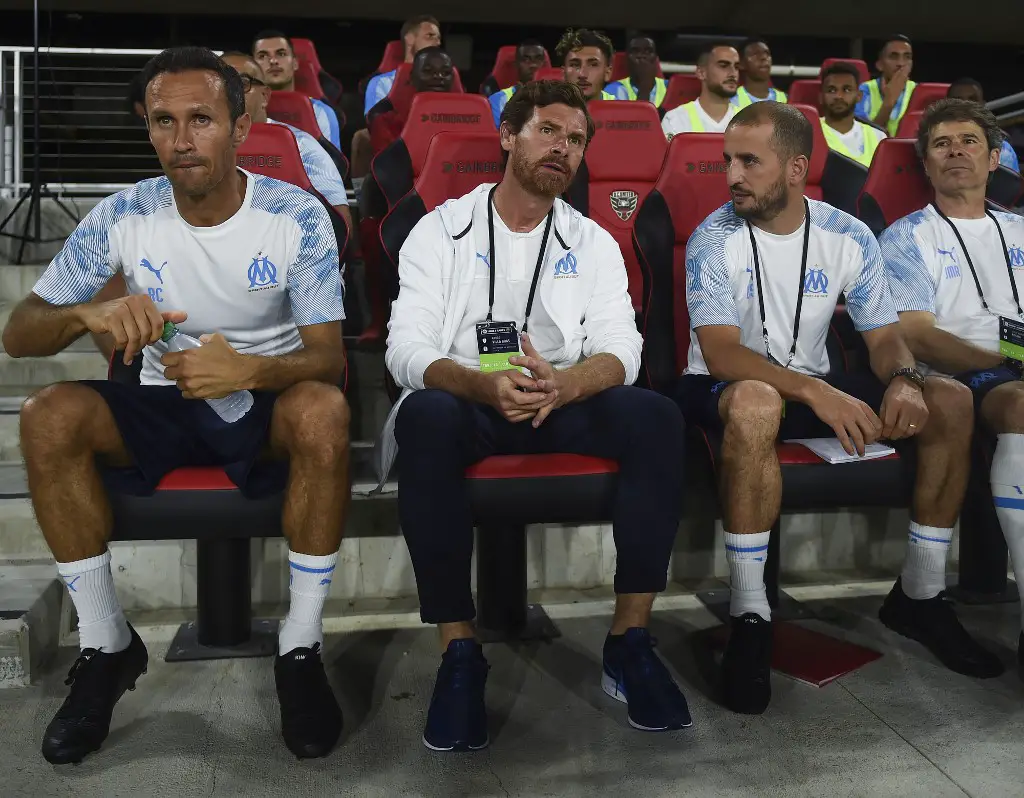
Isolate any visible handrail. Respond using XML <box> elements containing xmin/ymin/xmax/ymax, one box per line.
<box><xmin>662</xmin><ymin>61</ymin><xmax>821</xmax><ymax>78</ymax></box>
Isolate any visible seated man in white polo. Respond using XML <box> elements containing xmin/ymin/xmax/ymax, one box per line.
<box><xmin>881</xmin><ymin>97</ymin><xmax>1024</xmax><ymax>668</ymax></box>
<box><xmin>380</xmin><ymin>80</ymin><xmax>691</xmax><ymax>751</ymax></box>
<box><xmin>677</xmin><ymin>102</ymin><xmax>1002</xmax><ymax>717</ymax></box>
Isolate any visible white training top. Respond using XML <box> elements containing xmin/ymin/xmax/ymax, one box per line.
<box><xmin>685</xmin><ymin>198</ymin><xmax>899</xmax><ymax>377</ymax></box>
<box><xmin>661</xmin><ymin>99</ymin><xmax>738</xmax><ymax>138</ymax></box>
<box><xmin>268</xmin><ymin>118</ymin><xmax>348</xmax><ymax>207</ymax></box>
<box><xmin>881</xmin><ymin>203</ymin><xmax>1024</xmax><ymax>362</ymax></box>
<box><xmin>33</xmin><ymin>169</ymin><xmax>344</xmax><ymax>386</ymax></box>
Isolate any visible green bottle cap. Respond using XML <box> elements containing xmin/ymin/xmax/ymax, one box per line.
<box><xmin>160</xmin><ymin>321</ymin><xmax>178</xmax><ymax>342</ymax></box>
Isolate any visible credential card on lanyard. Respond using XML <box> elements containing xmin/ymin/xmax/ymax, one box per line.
<box><xmin>477</xmin><ymin>320</ymin><xmax>523</xmax><ymax>373</ymax></box>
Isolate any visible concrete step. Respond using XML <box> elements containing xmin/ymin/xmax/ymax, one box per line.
<box><xmin>0</xmin><ymin>350</ymin><xmax>108</xmax><ymax>391</ymax></box>
<box><xmin>0</xmin><ymin>566</ymin><xmax>63</xmax><ymax>688</ymax></box>
<box><xmin>0</xmin><ymin>264</ymin><xmax>46</xmax><ymax>305</ymax></box>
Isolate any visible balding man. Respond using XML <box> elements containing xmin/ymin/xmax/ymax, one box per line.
<box><xmin>677</xmin><ymin>102</ymin><xmax>999</xmax><ymax>715</ymax></box>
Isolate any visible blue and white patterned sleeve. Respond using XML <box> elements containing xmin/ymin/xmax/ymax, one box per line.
<box><xmin>285</xmin><ymin>195</ymin><xmax>344</xmax><ymax>326</ymax></box>
<box><xmin>363</xmin><ymin>73</ymin><xmax>392</xmax><ymax>116</ymax></box>
<box><xmin>855</xmin><ymin>81</ymin><xmax>873</xmax><ymax>120</ymax></box>
<box><xmin>685</xmin><ymin>219</ymin><xmax>740</xmax><ymax>328</ymax></box>
<box><xmin>294</xmin><ymin>129</ymin><xmax>348</xmax><ymax>207</ymax></box>
<box><xmin>488</xmin><ymin>93</ymin><xmax>504</xmax><ymax>128</ymax></box>
<box><xmin>311</xmin><ymin>99</ymin><xmax>341</xmax><ymax>149</ymax></box>
<box><xmin>32</xmin><ymin>193</ymin><xmax>123</xmax><ymax>305</ymax></box>
<box><xmin>1000</xmin><ymin>140</ymin><xmax>1020</xmax><ymax>173</ymax></box>
<box><xmin>843</xmin><ymin>223</ymin><xmax>900</xmax><ymax>331</ymax></box>
<box><xmin>879</xmin><ymin>214</ymin><xmax>936</xmax><ymax>314</ymax></box>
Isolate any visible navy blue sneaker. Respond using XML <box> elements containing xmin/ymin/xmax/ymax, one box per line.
<box><xmin>422</xmin><ymin>639</ymin><xmax>489</xmax><ymax>752</ymax></box>
<box><xmin>602</xmin><ymin>628</ymin><xmax>692</xmax><ymax>731</ymax></box>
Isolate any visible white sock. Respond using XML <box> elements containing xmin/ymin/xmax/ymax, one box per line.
<box><xmin>900</xmin><ymin>522</ymin><xmax>953</xmax><ymax>599</ymax></box>
<box><xmin>991</xmin><ymin>433</ymin><xmax>1024</xmax><ymax>629</ymax></box>
<box><xmin>57</xmin><ymin>550</ymin><xmax>131</xmax><ymax>653</ymax></box>
<box><xmin>725</xmin><ymin>530</ymin><xmax>771</xmax><ymax>621</ymax></box>
<box><xmin>278</xmin><ymin>549</ymin><xmax>338</xmax><ymax>655</ymax></box>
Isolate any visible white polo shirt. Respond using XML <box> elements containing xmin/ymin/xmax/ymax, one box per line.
<box><xmin>685</xmin><ymin>198</ymin><xmax>899</xmax><ymax>376</ymax></box>
<box><xmin>662</xmin><ymin>99</ymin><xmax>737</xmax><ymax>138</ymax></box>
<box><xmin>881</xmin><ymin>204</ymin><xmax>1024</xmax><ymax>362</ymax></box>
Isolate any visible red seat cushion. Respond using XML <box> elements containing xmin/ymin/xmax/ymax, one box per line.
<box><xmin>266</xmin><ymin>91</ymin><xmax>322</xmax><ymax>139</ymax></box>
<box><xmin>905</xmin><ymin>83</ymin><xmax>951</xmax><ymax>115</ymax></box>
<box><xmin>156</xmin><ymin>467</ymin><xmax>237</xmax><ymax>491</ymax></box>
<box><xmin>534</xmin><ymin>66</ymin><xmax>564</xmax><ymax>82</ymax></box>
<box><xmin>819</xmin><ymin>58</ymin><xmax>870</xmax><ymax>84</ymax></box>
<box><xmin>236</xmin><ymin>123</ymin><xmax>312</xmax><ymax>189</ymax></box>
<box><xmin>486</xmin><ymin>45</ymin><xmax>552</xmax><ymax>91</ymax></box>
<box><xmin>466</xmin><ymin>454</ymin><xmax>618</xmax><ymax>479</ymax></box>
<box><xmin>787</xmin><ymin>80</ymin><xmax>821</xmax><ymax>110</ymax></box>
<box><xmin>663</xmin><ymin>75</ymin><xmax>701</xmax><ymax>113</ymax></box>
<box><xmin>857</xmin><ymin>138</ymin><xmax>932</xmax><ymax>234</ymax></box>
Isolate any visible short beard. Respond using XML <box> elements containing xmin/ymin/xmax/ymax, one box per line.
<box><xmin>510</xmin><ymin>147</ymin><xmax>572</xmax><ymax>198</ymax></box>
<box><xmin>710</xmin><ymin>82</ymin><xmax>738</xmax><ymax>99</ymax></box>
<box><xmin>733</xmin><ymin>174</ymin><xmax>789</xmax><ymax>222</ymax></box>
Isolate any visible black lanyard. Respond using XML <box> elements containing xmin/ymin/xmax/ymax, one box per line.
<box><xmin>932</xmin><ymin>203</ymin><xmax>1022</xmax><ymax>319</ymax></box>
<box><xmin>747</xmin><ymin>197</ymin><xmax>812</xmax><ymax>369</ymax></box>
<box><xmin>485</xmin><ymin>184</ymin><xmax>554</xmax><ymax>334</ymax></box>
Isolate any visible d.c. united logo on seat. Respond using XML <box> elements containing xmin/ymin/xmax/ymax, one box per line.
<box><xmin>248</xmin><ymin>254</ymin><xmax>279</xmax><ymax>291</ymax></box>
<box><xmin>610</xmin><ymin>190</ymin><xmax>638</xmax><ymax>222</ymax></box>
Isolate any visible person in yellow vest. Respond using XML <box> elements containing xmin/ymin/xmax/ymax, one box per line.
<box><xmin>732</xmin><ymin>37</ymin><xmax>787</xmax><ymax>108</ymax></box>
<box><xmin>605</xmin><ymin>35</ymin><xmax>669</xmax><ymax>110</ymax></box>
<box><xmin>820</xmin><ymin>62</ymin><xmax>887</xmax><ymax>166</ymax></box>
<box><xmin>662</xmin><ymin>43</ymin><xmax>739</xmax><ymax>139</ymax></box>
<box><xmin>557</xmin><ymin>27</ymin><xmax>617</xmax><ymax>102</ymax></box>
<box><xmin>857</xmin><ymin>34</ymin><xmax>916</xmax><ymax>137</ymax></box>
<box><xmin>488</xmin><ymin>40</ymin><xmax>547</xmax><ymax>127</ymax></box>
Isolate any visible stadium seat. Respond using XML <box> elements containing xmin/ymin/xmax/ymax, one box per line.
<box><xmin>533</xmin><ymin>66</ymin><xmax>565</xmax><ymax>82</ymax></box>
<box><xmin>237</xmin><ymin>123</ymin><xmax>350</xmax><ymax>265</ymax></box>
<box><xmin>789</xmin><ymin>104</ymin><xmax>829</xmax><ymax>200</ymax></box>
<box><xmin>106</xmin><ymin>347</ymin><xmax>348</xmax><ymax>661</ymax></box>
<box><xmin>610</xmin><ymin>51</ymin><xmax>663</xmax><ymax>83</ymax></box>
<box><xmin>370</xmin><ymin>92</ymin><xmax>496</xmax><ymax>210</ymax></box>
<box><xmin>563</xmin><ymin>100</ymin><xmax>667</xmax><ymax>315</ymax></box>
<box><xmin>787</xmin><ymin>79</ymin><xmax>821</xmax><ymax>109</ymax></box>
<box><xmin>905</xmin><ymin>82</ymin><xmax>952</xmax><ymax>115</ymax></box>
<box><xmin>896</xmin><ymin>109</ymin><xmax>924</xmax><ymax>139</ymax></box>
<box><xmin>989</xmin><ymin>165</ymin><xmax>1024</xmax><ymax>209</ymax></box>
<box><xmin>856</xmin><ymin>138</ymin><xmax>931</xmax><ymax>235</ymax></box>
<box><xmin>819</xmin><ymin>57</ymin><xmax>870</xmax><ymax>84</ymax></box>
<box><xmin>480</xmin><ymin>44</ymin><xmax>552</xmax><ymax>95</ymax></box>
<box><xmin>377</xmin><ymin>40</ymin><xmax>405</xmax><ymax>75</ymax></box>
<box><xmin>820</xmin><ymin>150</ymin><xmax>869</xmax><ymax>218</ymax></box>
<box><xmin>662</xmin><ymin>74</ymin><xmax>701</xmax><ymax>113</ymax></box>
<box><xmin>291</xmin><ymin>58</ymin><xmax>346</xmax><ymax>131</ymax></box>
<box><xmin>291</xmin><ymin>37</ymin><xmax>344</xmax><ymax>106</ymax></box>
<box><xmin>267</xmin><ymin>91</ymin><xmax>350</xmax><ymax>180</ymax></box>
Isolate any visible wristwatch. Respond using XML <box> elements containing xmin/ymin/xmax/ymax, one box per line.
<box><xmin>890</xmin><ymin>367</ymin><xmax>926</xmax><ymax>391</ymax></box>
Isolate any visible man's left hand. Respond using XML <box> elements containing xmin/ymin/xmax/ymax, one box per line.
<box><xmin>161</xmin><ymin>334</ymin><xmax>251</xmax><ymax>399</ymax></box>
<box><xmin>879</xmin><ymin>378</ymin><xmax>929</xmax><ymax>440</ymax></box>
<box><xmin>508</xmin><ymin>334</ymin><xmax>578</xmax><ymax>428</ymax></box>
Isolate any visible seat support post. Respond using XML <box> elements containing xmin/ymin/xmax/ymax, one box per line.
<box><xmin>475</xmin><ymin>524</ymin><xmax>559</xmax><ymax>643</ymax></box>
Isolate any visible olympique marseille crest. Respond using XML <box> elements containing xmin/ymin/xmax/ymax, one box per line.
<box><xmin>610</xmin><ymin>190</ymin><xmax>639</xmax><ymax>222</ymax></box>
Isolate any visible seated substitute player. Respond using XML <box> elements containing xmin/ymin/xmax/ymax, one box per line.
<box><xmin>2</xmin><ymin>47</ymin><xmax>351</xmax><ymax>764</ymax></box>
<box><xmin>676</xmin><ymin>102</ymin><xmax>1001</xmax><ymax>715</ymax></box>
<box><xmin>881</xmin><ymin>98</ymin><xmax>1024</xmax><ymax>668</ymax></box>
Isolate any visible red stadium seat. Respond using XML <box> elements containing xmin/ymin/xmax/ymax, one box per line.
<box><xmin>857</xmin><ymin>137</ymin><xmax>931</xmax><ymax>235</ymax></box>
<box><xmin>611</xmin><ymin>51</ymin><xmax>663</xmax><ymax>83</ymax></box>
<box><xmin>820</xmin><ymin>57</ymin><xmax>870</xmax><ymax>84</ymax></box>
<box><xmin>565</xmin><ymin>100</ymin><xmax>667</xmax><ymax>314</ymax></box>
<box><xmin>267</xmin><ymin>91</ymin><xmax>349</xmax><ymax>180</ymax></box>
<box><xmin>787</xmin><ymin>79</ymin><xmax>822</xmax><ymax>110</ymax></box>
<box><xmin>377</xmin><ymin>40</ymin><xmax>405</xmax><ymax>74</ymax></box>
<box><xmin>896</xmin><ymin>109</ymin><xmax>924</xmax><ymax>139</ymax></box>
<box><xmin>482</xmin><ymin>44</ymin><xmax>552</xmax><ymax>94</ymax></box>
<box><xmin>290</xmin><ymin>37</ymin><xmax>343</xmax><ymax>105</ymax></box>
<box><xmin>293</xmin><ymin>58</ymin><xmax>325</xmax><ymax>101</ymax></box>
<box><xmin>534</xmin><ymin>66</ymin><xmax>565</xmax><ymax>82</ymax></box>
<box><xmin>662</xmin><ymin>74</ymin><xmax>701</xmax><ymax>113</ymax></box>
<box><xmin>291</xmin><ymin>37</ymin><xmax>323</xmax><ymax>73</ymax></box>
<box><xmin>905</xmin><ymin>82</ymin><xmax>952</xmax><ymax>115</ymax></box>
<box><xmin>790</xmin><ymin>104</ymin><xmax>829</xmax><ymax>201</ymax></box>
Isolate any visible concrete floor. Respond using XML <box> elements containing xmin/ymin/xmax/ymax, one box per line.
<box><xmin>1</xmin><ymin>592</ymin><xmax>1022</xmax><ymax>798</ymax></box>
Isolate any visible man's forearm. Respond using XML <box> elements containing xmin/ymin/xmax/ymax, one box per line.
<box><xmin>905</xmin><ymin>326</ymin><xmax>1004</xmax><ymax>375</ymax></box>
<box><xmin>423</xmin><ymin>357</ymin><xmax>490</xmax><ymax>404</ymax></box>
<box><xmin>865</xmin><ymin>328</ymin><xmax>916</xmax><ymax>383</ymax></box>
<box><xmin>2</xmin><ymin>295</ymin><xmax>88</xmax><ymax>358</ymax></box>
<box><xmin>560</xmin><ymin>353</ymin><xmax>626</xmax><ymax>403</ymax></box>
<box><xmin>873</xmin><ymin>101</ymin><xmax>896</xmax><ymax>128</ymax></box>
<box><xmin>704</xmin><ymin>341</ymin><xmax>822</xmax><ymax>403</ymax></box>
<box><xmin>241</xmin><ymin>347</ymin><xmax>346</xmax><ymax>392</ymax></box>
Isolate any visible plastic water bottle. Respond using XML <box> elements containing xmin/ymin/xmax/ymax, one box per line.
<box><xmin>160</xmin><ymin>322</ymin><xmax>254</xmax><ymax>423</ymax></box>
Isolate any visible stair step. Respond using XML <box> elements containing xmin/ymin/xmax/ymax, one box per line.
<box><xmin>0</xmin><ymin>350</ymin><xmax>109</xmax><ymax>388</ymax></box>
<box><xmin>0</xmin><ymin>265</ymin><xmax>47</xmax><ymax>305</ymax></box>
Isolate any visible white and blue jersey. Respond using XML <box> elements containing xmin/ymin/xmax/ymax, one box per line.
<box><xmin>33</xmin><ymin>170</ymin><xmax>344</xmax><ymax>386</ymax></box>
<box><xmin>684</xmin><ymin>198</ymin><xmax>898</xmax><ymax>376</ymax></box>
<box><xmin>881</xmin><ymin>204</ymin><xmax>1024</xmax><ymax>369</ymax></box>
<box><xmin>268</xmin><ymin>119</ymin><xmax>348</xmax><ymax>207</ymax></box>
<box><xmin>310</xmin><ymin>98</ymin><xmax>341</xmax><ymax>149</ymax></box>
<box><xmin>364</xmin><ymin>69</ymin><xmax>397</xmax><ymax>116</ymax></box>
<box><xmin>1000</xmin><ymin>140</ymin><xmax>1020</xmax><ymax>173</ymax></box>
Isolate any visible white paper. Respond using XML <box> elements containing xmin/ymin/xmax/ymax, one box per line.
<box><xmin>784</xmin><ymin>437</ymin><xmax>896</xmax><ymax>464</ymax></box>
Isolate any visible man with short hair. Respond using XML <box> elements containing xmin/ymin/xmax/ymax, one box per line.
<box><xmin>252</xmin><ymin>30</ymin><xmax>342</xmax><ymax>149</ymax></box>
<box><xmin>3</xmin><ymin>46</ymin><xmax>351</xmax><ymax>763</ymax></box>
<box><xmin>363</xmin><ymin>15</ymin><xmax>441</xmax><ymax>116</ymax></box>
<box><xmin>487</xmin><ymin>40</ymin><xmax>547</xmax><ymax>127</ymax></box>
<box><xmin>557</xmin><ymin>28</ymin><xmax>617</xmax><ymax>102</ymax></box>
<box><xmin>367</xmin><ymin>47</ymin><xmax>455</xmax><ymax>154</ymax></box>
<box><xmin>732</xmin><ymin>37</ymin><xmax>787</xmax><ymax>108</ymax></box>
<box><xmin>605</xmin><ymin>35</ymin><xmax>669</xmax><ymax>110</ymax></box>
<box><xmin>662</xmin><ymin>43</ymin><xmax>739</xmax><ymax>138</ymax></box>
<box><xmin>678</xmin><ymin>102</ymin><xmax>1000</xmax><ymax>715</ymax></box>
<box><xmin>856</xmin><ymin>34</ymin><xmax>916</xmax><ymax>136</ymax></box>
<box><xmin>820</xmin><ymin>62</ymin><xmax>887</xmax><ymax>167</ymax></box>
<box><xmin>383</xmin><ymin>80</ymin><xmax>690</xmax><ymax>750</ymax></box>
<box><xmin>947</xmin><ymin>79</ymin><xmax>1019</xmax><ymax>172</ymax></box>
<box><xmin>881</xmin><ymin>98</ymin><xmax>1024</xmax><ymax>668</ymax></box>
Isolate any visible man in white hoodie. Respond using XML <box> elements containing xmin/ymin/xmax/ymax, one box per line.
<box><xmin>384</xmin><ymin>80</ymin><xmax>690</xmax><ymax>751</ymax></box>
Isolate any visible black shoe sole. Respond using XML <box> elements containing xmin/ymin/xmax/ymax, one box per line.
<box><xmin>879</xmin><ymin>607</ymin><xmax>1004</xmax><ymax>679</ymax></box>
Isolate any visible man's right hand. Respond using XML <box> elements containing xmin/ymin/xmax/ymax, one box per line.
<box><xmin>77</xmin><ymin>295</ymin><xmax>186</xmax><ymax>366</ymax></box>
<box><xmin>480</xmin><ymin>369</ymin><xmax>558</xmax><ymax>423</ymax></box>
<box><xmin>806</xmin><ymin>381</ymin><xmax>883</xmax><ymax>456</ymax></box>
<box><xmin>883</xmin><ymin>66</ymin><xmax>909</xmax><ymax>105</ymax></box>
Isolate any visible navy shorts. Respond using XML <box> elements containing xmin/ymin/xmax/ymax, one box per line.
<box><xmin>675</xmin><ymin>371</ymin><xmax>888</xmax><ymax>439</ymax></box>
<box><xmin>80</xmin><ymin>381</ymin><xmax>287</xmax><ymax>498</ymax></box>
<box><xmin>953</xmin><ymin>365</ymin><xmax>1021</xmax><ymax>414</ymax></box>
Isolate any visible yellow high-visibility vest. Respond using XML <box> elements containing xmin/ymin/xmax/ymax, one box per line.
<box><xmin>620</xmin><ymin>77</ymin><xmax>669</xmax><ymax>107</ymax></box>
<box><xmin>865</xmin><ymin>78</ymin><xmax>917</xmax><ymax>136</ymax></box>
<box><xmin>819</xmin><ymin>118</ymin><xmax>886</xmax><ymax>167</ymax></box>
<box><xmin>732</xmin><ymin>86</ymin><xmax>788</xmax><ymax>108</ymax></box>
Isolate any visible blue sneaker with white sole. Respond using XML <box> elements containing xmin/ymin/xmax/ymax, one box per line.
<box><xmin>422</xmin><ymin>639</ymin><xmax>490</xmax><ymax>752</ymax></box>
<box><xmin>602</xmin><ymin>628</ymin><xmax>692</xmax><ymax>731</ymax></box>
